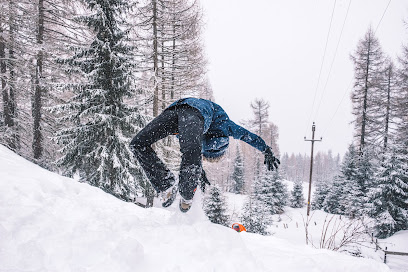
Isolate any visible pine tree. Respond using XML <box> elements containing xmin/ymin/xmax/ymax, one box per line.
<box><xmin>396</xmin><ymin>42</ymin><xmax>408</xmax><ymax>187</ymax></box>
<box><xmin>265</xmin><ymin>122</ymin><xmax>280</xmax><ymax>157</ymax></box>
<box><xmin>250</xmin><ymin>98</ymin><xmax>269</xmax><ymax>136</ymax></box>
<box><xmin>244</xmin><ymin>98</ymin><xmax>279</xmax><ymax>184</ymax></box>
<box><xmin>240</xmin><ymin>168</ymin><xmax>288</xmax><ymax>235</ymax></box>
<box><xmin>0</xmin><ymin>0</ymin><xmax>19</xmax><ymax>151</ymax></box>
<box><xmin>290</xmin><ymin>180</ymin><xmax>305</xmax><ymax>208</ymax></box>
<box><xmin>398</xmin><ymin>44</ymin><xmax>408</xmax><ymax>142</ymax></box>
<box><xmin>231</xmin><ymin>145</ymin><xmax>245</xmax><ymax>194</ymax></box>
<box><xmin>350</xmin><ymin>27</ymin><xmax>386</xmax><ymax>151</ymax></box>
<box><xmin>255</xmin><ymin>168</ymin><xmax>288</xmax><ymax>215</ymax></box>
<box><xmin>204</xmin><ymin>185</ymin><xmax>229</xmax><ymax>226</ymax></box>
<box><xmin>323</xmin><ymin>145</ymin><xmax>358</xmax><ymax>215</ymax></box>
<box><xmin>312</xmin><ymin>180</ymin><xmax>329</xmax><ymax>210</ymax></box>
<box><xmin>323</xmin><ymin>176</ymin><xmax>346</xmax><ymax>215</ymax></box>
<box><xmin>134</xmin><ymin>0</ymin><xmax>205</xmax><ymax>115</ymax></box>
<box><xmin>367</xmin><ymin>144</ymin><xmax>408</xmax><ymax>238</ymax></box>
<box><xmin>0</xmin><ymin>0</ymin><xmax>75</xmax><ymax>165</ymax></box>
<box><xmin>348</xmin><ymin>147</ymin><xmax>376</xmax><ymax>217</ymax></box>
<box><xmin>377</xmin><ymin>60</ymin><xmax>398</xmax><ymax>150</ymax></box>
<box><xmin>240</xmin><ymin>195</ymin><xmax>270</xmax><ymax>235</ymax></box>
<box><xmin>54</xmin><ymin>0</ymin><xmax>147</xmax><ymax>200</ymax></box>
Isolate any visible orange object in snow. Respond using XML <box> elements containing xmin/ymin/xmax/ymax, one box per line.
<box><xmin>232</xmin><ymin>223</ymin><xmax>246</xmax><ymax>232</ymax></box>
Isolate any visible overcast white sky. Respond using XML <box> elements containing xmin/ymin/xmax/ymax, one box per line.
<box><xmin>201</xmin><ymin>0</ymin><xmax>408</xmax><ymax>157</ymax></box>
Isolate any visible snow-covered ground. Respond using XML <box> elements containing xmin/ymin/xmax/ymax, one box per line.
<box><xmin>0</xmin><ymin>145</ymin><xmax>405</xmax><ymax>272</ymax></box>
<box><xmin>225</xmin><ymin>183</ymin><xmax>408</xmax><ymax>272</ymax></box>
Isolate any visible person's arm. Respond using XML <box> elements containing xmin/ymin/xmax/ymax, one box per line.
<box><xmin>227</xmin><ymin>120</ymin><xmax>268</xmax><ymax>152</ymax></box>
<box><xmin>227</xmin><ymin>120</ymin><xmax>280</xmax><ymax>171</ymax></box>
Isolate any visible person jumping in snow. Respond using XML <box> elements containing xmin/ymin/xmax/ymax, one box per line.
<box><xmin>130</xmin><ymin>97</ymin><xmax>280</xmax><ymax>213</ymax></box>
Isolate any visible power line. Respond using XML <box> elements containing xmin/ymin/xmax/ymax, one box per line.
<box><xmin>320</xmin><ymin>0</ymin><xmax>392</xmax><ymax>139</ymax></box>
<box><xmin>321</xmin><ymin>78</ymin><xmax>353</xmax><ymax>138</ymax></box>
<box><xmin>375</xmin><ymin>0</ymin><xmax>392</xmax><ymax>34</ymax></box>
<box><xmin>304</xmin><ymin>0</ymin><xmax>337</xmax><ymax>136</ymax></box>
<box><xmin>313</xmin><ymin>0</ymin><xmax>352</xmax><ymax>121</ymax></box>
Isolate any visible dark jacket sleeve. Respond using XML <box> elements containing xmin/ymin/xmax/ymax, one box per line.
<box><xmin>227</xmin><ymin>120</ymin><xmax>268</xmax><ymax>152</ymax></box>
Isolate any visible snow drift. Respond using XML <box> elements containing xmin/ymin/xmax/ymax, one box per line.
<box><xmin>0</xmin><ymin>145</ymin><xmax>391</xmax><ymax>272</ymax></box>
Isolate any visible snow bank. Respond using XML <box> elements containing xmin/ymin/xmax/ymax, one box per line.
<box><xmin>0</xmin><ymin>145</ymin><xmax>391</xmax><ymax>272</ymax></box>
<box><xmin>226</xmin><ymin>182</ymin><xmax>408</xmax><ymax>272</ymax></box>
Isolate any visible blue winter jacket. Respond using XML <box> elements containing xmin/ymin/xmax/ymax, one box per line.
<box><xmin>168</xmin><ymin>98</ymin><xmax>268</xmax><ymax>158</ymax></box>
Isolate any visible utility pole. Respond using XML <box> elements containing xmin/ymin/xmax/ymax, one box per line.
<box><xmin>304</xmin><ymin>122</ymin><xmax>322</xmax><ymax>216</ymax></box>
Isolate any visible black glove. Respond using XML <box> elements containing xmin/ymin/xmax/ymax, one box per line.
<box><xmin>264</xmin><ymin>146</ymin><xmax>280</xmax><ymax>171</ymax></box>
<box><xmin>200</xmin><ymin>169</ymin><xmax>211</xmax><ymax>192</ymax></box>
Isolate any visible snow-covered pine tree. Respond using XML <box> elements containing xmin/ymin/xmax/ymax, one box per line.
<box><xmin>203</xmin><ymin>185</ymin><xmax>229</xmax><ymax>226</ymax></box>
<box><xmin>367</xmin><ymin>143</ymin><xmax>408</xmax><ymax>238</ymax></box>
<box><xmin>231</xmin><ymin>145</ymin><xmax>245</xmax><ymax>194</ymax></box>
<box><xmin>255</xmin><ymin>168</ymin><xmax>288</xmax><ymax>215</ymax></box>
<box><xmin>311</xmin><ymin>180</ymin><xmax>330</xmax><ymax>210</ymax></box>
<box><xmin>391</xmin><ymin>40</ymin><xmax>408</xmax><ymax>233</ymax></box>
<box><xmin>398</xmin><ymin>44</ymin><xmax>408</xmax><ymax>141</ymax></box>
<box><xmin>240</xmin><ymin>195</ymin><xmax>270</xmax><ymax>235</ymax></box>
<box><xmin>54</xmin><ymin>0</ymin><xmax>147</xmax><ymax>200</ymax></box>
<box><xmin>323</xmin><ymin>144</ymin><xmax>358</xmax><ymax>215</ymax></box>
<box><xmin>369</xmin><ymin>50</ymin><xmax>408</xmax><ymax>234</ymax></box>
<box><xmin>323</xmin><ymin>176</ymin><xmax>346</xmax><ymax>215</ymax></box>
<box><xmin>348</xmin><ymin>147</ymin><xmax>376</xmax><ymax>218</ymax></box>
<box><xmin>290</xmin><ymin>180</ymin><xmax>305</xmax><ymax>208</ymax></box>
<box><xmin>240</xmin><ymin>168</ymin><xmax>288</xmax><ymax>235</ymax></box>
<box><xmin>393</xmin><ymin>41</ymin><xmax>408</xmax><ymax>233</ymax></box>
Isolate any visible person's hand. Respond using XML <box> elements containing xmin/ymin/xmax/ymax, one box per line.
<box><xmin>264</xmin><ymin>146</ymin><xmax>280</xmax><ymax>171</ymax></box>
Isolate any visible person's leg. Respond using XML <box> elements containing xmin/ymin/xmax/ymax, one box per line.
<box><xmin>177</xmin><ymin>107</ymin><xmax>204</xmax><ymax>200</ymax></box>
<box><xmin>130</xmin><ymin>109</ymin><xmax>178</xmax><ymax>193</ymax></box>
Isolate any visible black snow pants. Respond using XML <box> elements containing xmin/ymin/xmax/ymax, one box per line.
<box><xmin>130</xmin><ymin>105</ymin><xmax>204</xmax><ymax>200</ymax></box>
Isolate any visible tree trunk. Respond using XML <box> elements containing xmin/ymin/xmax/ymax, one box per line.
<box><xmin>360</xmin><ymin>37</ymin><xmax>371</xmax><ymax>153</ymax></box>
<box><xmin>160</xmin><ymin>1</ymin><xmax>165</xmax><ymax>110</ymax></box>
<box><xmin>152</xmin><ymin>0</ymin><xmax>159</xmax><ymax>117</ymax></box>
<box><xmin>8</xmin><ymin>0</ymin><xmax>17</xmax><ymax>150</ymax></box>
<box><xmin>383</xmin><ymin>65</ymin><xmax>392</xmax><ymax>150</ymax></box>
<box><xmin>171</xmin><ymin>0</ymin><xmax>176</xmax><ymax>100</ymax></box>
<box><xmin>33</xmin><ymin>0</ymin><xmax>44</xmax><ymax>159</ymax></box>
<box><xmin>0</xmin><ymin>17</ymin><xmax>9</xmax><ymax>128</ymax></box>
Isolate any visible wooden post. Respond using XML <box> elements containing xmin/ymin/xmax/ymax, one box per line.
<box><xmin>384</xmin><ymin>247</ymin><xmax>387</xmax><ymax>264</ymax></box>
<box><xmin>382</xmin><ymin>247</ymin><xmax>408</xmax><ymax>264</ymax></box>
<box><xmin>304</xmin><ymin>122</ymin><xmax>322</xmax><ymax>216</ymax></box>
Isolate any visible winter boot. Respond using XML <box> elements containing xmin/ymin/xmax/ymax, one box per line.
<box><xmin>179</xmin><ymin>196</ymin><xmax>193</xmax><ymax>213</ymax></box>
<box><xmin>160</xmin><ymin>184</ymin><xmax>178</xmax><ymax>208</ymax></box>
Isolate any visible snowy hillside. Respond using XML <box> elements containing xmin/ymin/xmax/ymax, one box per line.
<box><xmin>0</xmin><ymin>145</ymin><xmax>396</xmax><ymax>272</ymax></box>
<box><xmin>225</xmin><ymin>180</ymin><xmax>408</xmax><ymax>272</ymax></box>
